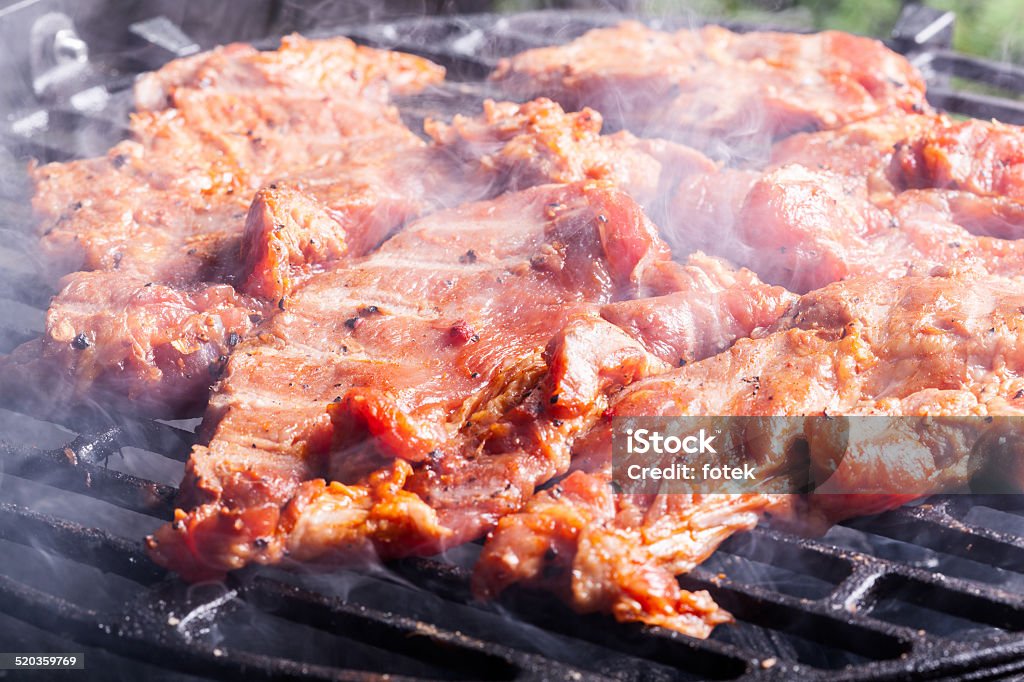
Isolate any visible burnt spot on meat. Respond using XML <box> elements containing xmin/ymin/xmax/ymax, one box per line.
<box><xmin>359</xmin><ymin>305</ymin><xmax>380</xmax><ymax>317</ymax></box>
<box><xmin>249</xmin><ymin>314</ymin><xmax>263</xmax><ymax>325</ymax></box>
<box><xmin>111</xmin><ymin>154</ymin><xmax>128</xmax><ymax>169</ymax></box>
<box><xmin>71</xmin><ymin>334</ymin><xmax>91</xmax><ymax>350</ymax></box>
<box><xmin>1015</xmin><ymin>389</ymin><xmax>1024</xmax><ymax>400</ymax></box>
<box><xmin>278</xmin><ymin>298</ymin><xmax>287</xmax><ymax>311</ymax></box>
<box><xmin>459</xmin><ymin>249</ymin><xmax>478</xmax><ymax>264</ymax></box>
<box><xmin>549</xmin><ymin>394</ymin><xmax>559</xmax><ymax>405</ymax></box>
<box><xmin>678</xmin><ymin>358</ymin><xmax>688</xmax><ymax>367</ymax></box>
<box><xmin>253</xmin><ymin>538</ymin><xmax>270</xmax><ymax>549</ymax></box>
<box><xmin>551</xmin><ymin>419</ymin><xmax>564</xmax><ymax>427</ymax></box>
<box><xmin>227</xmin><ymin>332</ymin><xmax>240</xmax><ymax>347</ymax></box>
<box><xmin>470</xmin><ymin>371</ymin><xmax>480</xmax><ymax>378</ymax></box>
<box><xmin>344</xmin><ymin>317</ymin><xmax>361</xmax><ymax>331</ymax></box>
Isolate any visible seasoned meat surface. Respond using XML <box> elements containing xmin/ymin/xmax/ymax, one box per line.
<box><xmin>16</xmin><ymin>22</ymin><xmax>1024</xmax><ymax>643</ymax></box>
<box><xmin>133</xmin><ymin>34</ymin><xmax>446</xmax><ymax>111</ymax></box>
<box><xmin>424</xmin><ymin>98</ymin><xmax>715</xmax><ymax>207</ymax></box>
<box><xmin>240</xmin><ymin>98</ymin><xmax>715</xmax><ymax>301</ymax></box>
<box><xmin>473</xmin><ymin>470</ymin><xmax>786</xmax><ymax>637</ymax></box>
<box><xmin>668</xmin><ymin>115</ymin><xmax>1024</xmax><ymax>292</ymax></box>
<box><xmin>34</xmin><ymin>38</ymin><xmax>435</xmax><ymax>280</ymax></box>
<box><xmin>2</xmin><ymin>35</ymin><xmax>440</xmax><ymax>415</ymax></box>
<box><xmin>146</xmin><ymin>184</ymin><xmax>793</xmax><ymax>582</ymax></box>
<box><xmin>475</xmin><ymin>267</ymin><xmax>1024</xmax><ymax>633</ymax></box>
<box><xmin>7</xmin><ymin>65</ymin><xmax>712</xmax><ymax>414</ymax></box>
<box><xmin>493</xmin><ymin>22</ymin><xmax>929</xmax><ymax>147</ymax></box>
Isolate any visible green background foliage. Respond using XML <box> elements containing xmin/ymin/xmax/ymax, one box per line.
<box><xmin>494</xmin><ymin>1</ymin><xmax>1024</xmax><ymax>63</ymax></box>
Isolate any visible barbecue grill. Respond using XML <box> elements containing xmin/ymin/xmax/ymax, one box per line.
<box><xmin>3</xmin><ymin>2</ymin><xmax>1024</xmax><ymax>679</ymax></box>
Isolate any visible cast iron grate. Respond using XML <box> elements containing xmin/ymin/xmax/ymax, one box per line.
<box><xmin>3</xmin><ymin>5</ymin><xmax>1024</xmax><ymax>681</ymax></box>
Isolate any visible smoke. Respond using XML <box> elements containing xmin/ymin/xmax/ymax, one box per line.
<box><xmin>5</xmin><ymin>4</ymin><xmax>1024</xmax><ymax>675</ymax></box>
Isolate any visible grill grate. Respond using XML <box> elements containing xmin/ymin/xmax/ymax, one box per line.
<box><xmin>3</xmin><ymin>6</ymin><xmax>1024</xmax><ymax>680</ymax></box>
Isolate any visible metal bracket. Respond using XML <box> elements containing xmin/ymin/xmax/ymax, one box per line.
<box><xmin>29</xmin><ymin>12</ymin><xmax>90</xmax><ymax>100</ymax></box>
<box><xmin>891</xmin><ymin>3</ymin><xmax>955</xmax><ymax>53</ymax></box>
<box><xmin>129</xmin><ymin>16</ymin><xmax>200</xmax><ymax>59</ymax></box>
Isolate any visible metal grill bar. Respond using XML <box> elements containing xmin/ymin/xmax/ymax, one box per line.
<box><xmin>8</xmin><ymin>436</ymin><xmax>1024</xmax><ymax>681</ymax></box>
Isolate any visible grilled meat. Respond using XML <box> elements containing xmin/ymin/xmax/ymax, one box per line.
<box><xmin>424</xmin><ymin>98</ymin><xmax>715</xmax><ymax>207</ymax></box>
<box><xmin>600</xmin><ymin>252</ymin><xmax>796</xmax><ymax>366</ymax></box>
<box><xmin>2</xmin><ymin>274</ymin><xmax>260</xmax><ymax>415</ymax></box>
<box><xmin>669</xmin><ymin>115</ymin><xmax>1024</xmax><ymax>292</ymax></box>
<box><xmin>133</xmin><ymin>34</ymin><xmax>445</xmax><ymax>112</ymax></box>
<box><xmin>34</xmin><ymin>37</ymin><xmax>439</xmax><ymax>279</ymax></box>
<box><xmin>492</xmin><ymin>22</ymin><xmax>929</xmax><ymax>147</ymax></box>
<box><xmin>473</xmin><ymin>470</ymin><xmax>786</xmax><ymax>638</ymax></box>
<box><xmin>7</xmin><ymin>58</ymin><xmax>713</xmax><ymax>414</ymax></box>
<box><xmin>146</xmin><ymin>183</ymin><xmax>792</xmax><ymax>581</ymax></box>
<box><xmin>2</xmin><ymin>36</ymin><xmax>440</xmax><ymax>414</ymax></box>
<box><xmin>16</xmin><ymin>21</ymin><xmax>1024</xmax><ymax>645</ymax></box>
<box><xmin>241</xmin><ymin>98</ymin><xmax>715</xmax><ymax>301</ymax></box>
<box><xmin>475</xmin><ymin>267</ymin><xmax>1024</xmax><ymax>633</ymax></box>
<box><xmin>893</xmin><ymin>117</ymin><xmax>1024</xmax><ymax>200</ymax></box>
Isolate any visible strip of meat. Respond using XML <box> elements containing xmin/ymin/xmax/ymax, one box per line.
<box><xmin>893</xmin><ymin>117</ymin><xmax>1024</xmax><ymax>200</ymax></box>
<box><xmin>669</xmin><ymin>115</ymin><xmax>1024</xmax><ymax>292</ymax></box>
<box><xmin>492</xmin><ymin>22</ymin><xmax>929</xmax><ymax>147</ymax></box>
<box><xmin>474</xmin><ymin>267</ymin><xmax>1024</xmax><ymax>635</ymax></box>
<box><xmin>148</xmin><ymin>182</ymin><xmax>667</xmax><ymax>579</ymax></box>
<box><xmin>2</xmin><ymin>273</ymin><xmax>259</xmax><ymax>414</ymax></box>
<box><xmin>600</xmin><ymin>252</ymin><xmax>797</xmax><ymax>367</ymax></box>
<box><xmin>133</xmin><ymin>34</ymin><xmax>445</xmax><ymax>112</ymax></box>
<box><xmin>146</xmin><ymin>183</ymin><xmax>791</xmax><ymax>582</ymax></box>
<box><xmin>769</xmin><ymin>113</ymin><xmax>936</xmax><ymax>180</ymax></box>
<box><xmin>472</xmin><ymin>470</ymin><xmax>784</xmax><ymax>638</ymax></box>
<box><xmin>239</xmin><ymin>98</ymin><xmax>716</xmax><ymax>302</ymax></box>
<box><xmin>4</xmin><ymin>36</ymin><xmax>439</xmax><ymax>416</ymax></box>
<box><xmin>423</xmin><ymin>98</ymin><xmax>715</xmax><ymax>207</ymax></box>
<box><xmin>12</xmin><ymin>69</ymin><xmax>716</xmax><ymax>413</ymax></box>
<box><xmin>34</xmin><ymin>38</ymin><xmax>437</xmax><ymax>279</ymax></box>
<box><xmin>740</xmin><ymin>180</ymin><xmax>1024</xmax><ymax>293</ymax></box>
